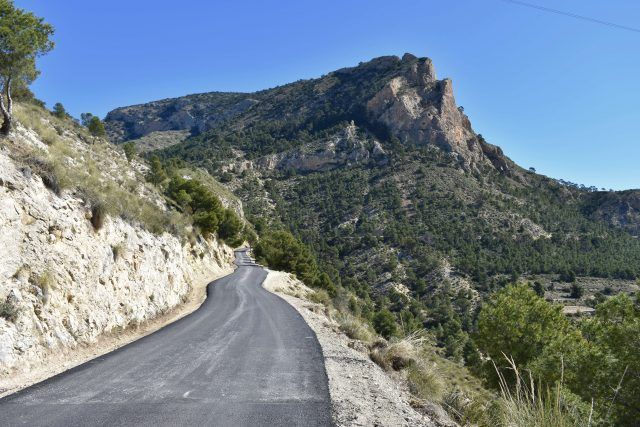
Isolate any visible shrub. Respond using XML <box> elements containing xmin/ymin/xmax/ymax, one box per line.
<box><xmin>24</xmin><ymin>157</ymin><xmax>64</xmax><ymax>195</ymax></box>
<box><xmin>193</xmin><ymin>210</ymin><xmax>219</xmax><ymax>236</ymax></box>
<box><xmin>218</xmin><ymin>208</ymin><xmax>243</xmax><ymax>242</ymax></box>
<box><xmin>407</xmin><ymin>363</ymin><xmax>445</xmax><ymax>402</ymax></box>
<box><xmin>488</xmin><ymin>356</ymin><xmax>593</xmax><ymax>427</ymax></box>
<box><xmin>370</xmin><ymin>333</ymin><xmax>425</xmax><ymax>371</ymax></box>
<box><xmin>560</xmin><ymin>270</ymin><xmax>576</xmax><ymax>283</ymax></box>
<box><xmin>52</xmin><ymin>102</ymin><xmax>67</xmax><ymax>119</ymax></box>
<box><xmin>91</xmin><ymin>200</ymin><xmax>107</xmax><ymax>231</ymax></box>
<box><xmin>0</xmin><ymin>299</ymin><xmax>19</xmax><ymax>322</ymax></box>
<box><xmin>80</xmin><ymin>113</ymin><xmax>94</xmax><ymax>127</ymax></box>
<box><xmin>579</xmin><ymin>294</ymin><xmax>640</xmax><ymax>425</ymax></box>
<box><xmin>87</xmin><ymin>116</ymin><xmax>106</xmax><ymax>137</ymax></box>
<box><xmin>122</xmin><ymin>141</ymin><xmax>136</xmax><ymax>162</ymax></box>
<box><xmin>308</xmin><ymin>289</ymin><xmax>331</xmax><ymax>306</ymax></box>
<box><xmin>335</xmin><ymin>312</ymin><xmax>374</xmax><ymax>343</ymax></box>
<box><xmin>570</xmin><ymin>283</ymin><xmax>584</xmax><ymax>299</ymax></box>
<box><xmin>254</xmin><ymin>230</ymin><xmax>319</xmax><ymax>286</ymax></box>
<box><xmin>372</xmin><ymin>308</ymin><xmax>398</xmax><ymax>339</ymax></box>
<box><xmin>476</xmin><ymin>284</ymin><xmax>574</xmax><ymax>383</ymax></box>
<box><xmin>533</xmin><ymin>281</ymin><xmax>545</xmax><ymax>297</ymax></box>
<box><xmin>147</xmin><ymin>158</ymin><xmax>168</xmax><ymax>186</ymax></box>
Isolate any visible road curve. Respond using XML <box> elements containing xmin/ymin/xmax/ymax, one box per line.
<box><xmin>0</xmin><ymin>250</ymin><xmax>333</xmax><ymax>426</ymax></box>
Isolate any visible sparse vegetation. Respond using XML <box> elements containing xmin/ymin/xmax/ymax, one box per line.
<box><xmin>407</xmin><ymin>363</ymin><xmax>446</xmax><ymax>403</ymax></box>
<box><xmin>370</xmin><ymin>333</ymin><xmax>423</xmax><ymax>371</ymax></box>
<box><xmin>11</xmin><ymin>102</ymin><xmax>190</xmax><ymax>236</ymax></box>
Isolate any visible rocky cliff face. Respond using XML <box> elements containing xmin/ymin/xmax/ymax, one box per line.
<box><xmin>366</xmin><ymin>56</ymin><xmax>483</xmax><ymax>165</ymax></box>
<box><xmin>0</xmin><ymin>121</ymin><xmax>234</xmax><ymax>377</ymax></box>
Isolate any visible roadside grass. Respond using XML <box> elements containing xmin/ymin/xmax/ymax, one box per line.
<box><xmin>335</xmin><ymin>311</ymin><xmax>376</xmax><ymax>343</ymax></box>
<box><xmin>487</xmin><ymin>355</ymin><xmax>594</xmax><ymax>427</ymax></box>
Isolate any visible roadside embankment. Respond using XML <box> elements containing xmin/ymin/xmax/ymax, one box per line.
<box><xmin>263</xmin><ymin>270</ymin><xmax>450</xmax><ymax>427</ymax></box>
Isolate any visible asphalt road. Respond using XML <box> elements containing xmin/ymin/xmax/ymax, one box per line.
<box><xmin>0</xmin><ymin>250</ymin><xmax>333</xmax><ymax>426</ymax></box>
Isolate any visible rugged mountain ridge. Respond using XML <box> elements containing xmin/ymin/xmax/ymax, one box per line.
<box><xmin>106</xmin><ymin>54</ymin><xmax>514</xmax><ymax>173</ymax></box>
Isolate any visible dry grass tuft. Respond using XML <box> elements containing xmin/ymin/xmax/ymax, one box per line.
<box><xmin>407</xmin><ymin>362</ymin><xmax>446</xmax><ymax>402</ymax></box>
<box><xmin>370</xmin><ymin>332</ymin><xmax>426</xmax><ymax>371</ymax></box>
<box><xmin>90</xmin><ymin>200</ymin><xmax>107</xmax><ymax>231</ymax></box>
<box><xmin>488</xmin><ymin>355</ymin><xmax>592</xmax><ymax>427</ymax></box>
<box><xmin>335</xmin><ymin>312</ymin><xmax>376</xmax><ymax>343</ymax></box>
<box><xmin>308</xmin><ymin>289</ymin><xmax>331</xmax><ymax>306</ymax></box>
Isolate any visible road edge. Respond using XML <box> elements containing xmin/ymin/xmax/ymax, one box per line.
<box><xmin>261</xmin><ymin>269</ymin><xmax>437</xmax><ymax>427</ymax></box>
<box><xmin>0</xmin><ymin>264</ymin><xmax>236</xmax><ymax>398</ymax></box>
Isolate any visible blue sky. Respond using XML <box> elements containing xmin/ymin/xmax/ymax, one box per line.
<box><xmin>14</xmin><ymin>0</ymin><xmax>640</xmax><ymax>190</ymax></box>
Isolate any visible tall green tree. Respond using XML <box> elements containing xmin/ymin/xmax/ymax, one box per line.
<box><xmin>580</xmin><ymin>295</ymin><xmax>640</xmax><ymax>425</ymax></box>
<box><xmin>147</xmin><ymin>156</ymin><xmax>168</xmax><ymax>186</ymax></box>
<box><xmin>87</xmin><ymin>116</ymin><xmax>106</xmax><ymax>137</ymax></box>
<box><xmin>254</xmin><ymin>230</ymin><xmax>318</xmax><ymax>285</ymax></box>
<box><xmin>0</xmin><ymin>1</ymin><xmax>54</xmax><ymax>135</ymax></box>
<box><xmin>52</xmin><ymin>102</ymin><xmax>67</xmax><ymax>119</ymax></box>
<box><xmin>476</xmin><ymin>284</ymin><xmax>577</xmax><ymax>382</ymax></box>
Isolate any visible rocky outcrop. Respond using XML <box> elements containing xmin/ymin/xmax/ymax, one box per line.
<box><xmin>366</xmin><ymin>55</ymin><xmax>490</xmax><ymax>168</ymax></box>
<box><xmin>0</xmin><ymin>128</ymin><xmax>234</xmax><ymax>377</ymax></box>
<box><xmin>253</xmin><ymin>122</ymin><xmax>388</xmax><ymax>173</ymax></box>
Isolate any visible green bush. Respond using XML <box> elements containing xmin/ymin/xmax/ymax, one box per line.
<box><xmin>51</xmin><ymin>102</ymin><xmax>67</xmax><ymax>119</ymax></box>
<box><xmin>372</xmin><ymin>308</ymin><xmax>398</xmax><ymax>339</ymax></box>
<box><xmin>570</xmin><ymin>283</ymin><xmax>583</xmax><ymax>299</ymax></box>
<box><xmin>476</xmin><ymin>284</ymin><xmax>573</xmax><ymax>375</ymax></box>
<box><xmin>193</xmin><ymin>211</ymin><xmax>219</xmax><ymax>235</ymax></box>
<box><xmin>147</xmin><ymin>156</ymin><xmax>168</xmax><ymax>186</ymax></box>
<box><xmin>254</xmin><ymin>230</ymin><xmax>319</xmax><ymax>285</ymax></box>
<box><xmin>123</xmin><ymin>141</ymin><xmax>136</xmax><ymax>162</ymax></box>
<box><xmin>87</xmin><ymin>116</ymin><xmax>106</xmax><ymax>137</ymax></box>
<box><xmin>218</xmin><ymin>208</ymin><xmax>243</xmax><ymax>241</ymax></box>
<box><xmin>164</xmin><ymin>175</ymin><xmax>243</xmax><ymax>242</ymax></box>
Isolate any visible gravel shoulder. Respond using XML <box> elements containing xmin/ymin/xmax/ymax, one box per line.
<box><xmin>262</xmin><ymin>269</ymin><xmax>437</xmax><ymax>427</ymax></box>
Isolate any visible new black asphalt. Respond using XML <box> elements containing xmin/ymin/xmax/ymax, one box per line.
<box><xmin>0</xmin><ymin>250</ymin><xmax>333</xmax><ymax>426</ymax></box>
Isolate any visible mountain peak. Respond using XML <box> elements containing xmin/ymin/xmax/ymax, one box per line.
<box><xmin>105</xmin><ymin>53</ymin><xmax>512</xmax><ymax>172</ymax></box>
